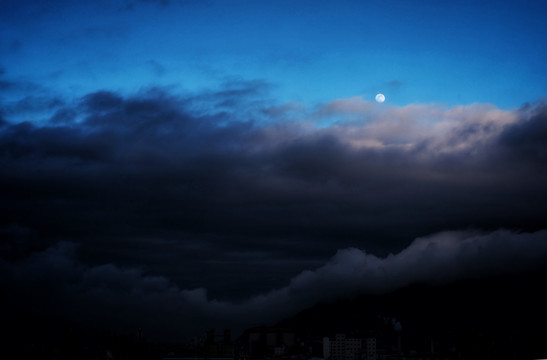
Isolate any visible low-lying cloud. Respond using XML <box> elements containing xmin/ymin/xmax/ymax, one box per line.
<box><xmin>2</xmin><ymin>229</ymin><xmax>546</xmax><ymax>340</ymax></box>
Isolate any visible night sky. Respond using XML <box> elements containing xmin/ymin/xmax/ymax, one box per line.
<box><xmin>2</xmin><ymin>0</ymin><xmax>547</xmax><ymax>342</ymax></box>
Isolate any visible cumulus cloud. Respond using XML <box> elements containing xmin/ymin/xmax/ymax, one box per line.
<box><xmin>0</xmin><ymin>241</ymin><xmax>233</xmax><ymax>339</ymax></box>
<box><xmin>242</xmin><ymin>229</ymin><xmax>547</xmax><ymax>321</ymax></box>
<box><xmin>2</xmin><ymin>229</ymin><xmax>547</xmax><ymax>340</ymax></box>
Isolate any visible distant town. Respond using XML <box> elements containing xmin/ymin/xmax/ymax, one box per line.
<box><xmin>159</xmin><ymin>326</ymin><xmax>468</xmax><ymax>360</ymax></box>
<box><xmin>7</xmin><ymin>266</ymin><xmax>547</xmax><ymax>360</ymax></box>
<box><xmin>13</xmin><ymin>324</ymin><xmax>502</xmax><ymax>360</ymax></box>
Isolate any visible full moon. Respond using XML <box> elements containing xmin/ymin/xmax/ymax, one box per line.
<box><xmin>375</xmin><ymin>93</ymin><xmax>385</xmax><ymax>103</ymax></box>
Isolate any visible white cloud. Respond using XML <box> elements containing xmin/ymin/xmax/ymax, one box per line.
<box><xmin>312</xmin><ymin>98</ymin><xmax>519</xmax><ymax>153</ymax></box>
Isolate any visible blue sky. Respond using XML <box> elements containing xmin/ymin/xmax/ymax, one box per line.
<box><xmin>2</xmin><ymin>0</ymin><xmax>546</xmax><ymax>110</ymax></box>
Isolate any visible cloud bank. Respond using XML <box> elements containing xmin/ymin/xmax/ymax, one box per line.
<box><xmin>1</xmin><ymin>82</ymin><xmax>547</xmax><ymax>338</ymax></box>
<box><xmin>2</xmin><ymin>229</ymin><xmax>547</xmax><ymax>340</ymax></box>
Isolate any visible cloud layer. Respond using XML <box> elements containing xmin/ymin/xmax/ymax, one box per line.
<box><xmin>1</xmin><ymin>83</ymin><xmax>547</xmax><ymax>338</ymax></box>
<box><xmin>2</xmin><ymin>229</ymin><xmax>547</xmax><ymax>340</ymax></box>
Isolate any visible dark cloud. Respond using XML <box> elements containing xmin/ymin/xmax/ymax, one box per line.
<box><xmin>2</xmin><ymin>229</ymin><xmax>546</xmax><ymax>341</ymax></box>
<box><xmin>49</xmin><ymin>107</ymin><xmax>78</xmax><ymax>124</ymax></box>
<box><xmin>1</xmin><ymin>85</ymin><xmax>547</xmax><ymax>339</ymax></box>
<box><xmin>498</xmin><ymin>102</ymin><xmax>547</xmax><ymax>163</ymax></box>
<box><xmin>0</xmin><ymin>224</ymin><xmax>41</xmax><ymax>261</ymax></box>
<box><xmin>80</xmin><ymin>90</ymin><xmax>124</xmax><ymax>113</ymax></box>
<box><xmin>0</xmin><ymin>240</ymin><xmax>245</xmax><ymax>341</ymax></box>
<box><xmin>1</xmin><ymin>89</ymin><xmax>546</xmax><ymax>261</ymax></box>
<box><xmin>0</xmin><ymin>78</ymin><xmax>54</xmax><ymax>100</ymax></box>
<box><xmin>242</xmin><ymin>229</ymin><xmax>547</xmax><ymax>323</ymax></box>
<box><xmin>2</xmin><ymin>95</ymin><xmax>65</xmax><ymax>117</ymax></box>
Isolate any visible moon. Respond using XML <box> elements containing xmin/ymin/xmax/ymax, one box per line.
<box><xmin>375</xmin><ymin>93</ymin><xmax>385</xmax><ymax>103</ymax></box>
